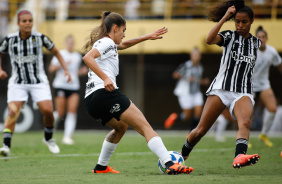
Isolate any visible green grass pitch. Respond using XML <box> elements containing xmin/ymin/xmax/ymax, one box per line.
<box><xmin>0</xmin><ymin>130</ymin><xmax>281</xmax><ymax>184</ymax></box>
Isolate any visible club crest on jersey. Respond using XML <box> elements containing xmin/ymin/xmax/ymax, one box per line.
<box><xmin>231</xmin><ymin>51</ymin><xmax>256</xmax><ymax>68</ymax></box>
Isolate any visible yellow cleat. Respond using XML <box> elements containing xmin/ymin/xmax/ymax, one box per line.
<box><xmin>259</xmin><ymin>134</ymin><xmax>273</xmax><ymax>147</ymax></box>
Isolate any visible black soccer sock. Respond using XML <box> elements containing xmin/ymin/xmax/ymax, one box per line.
<box><xmin>44</xmin><ymin>126</ymin><xmax>54</xmax><ymax>141</ymax></box>
<box><xmin>181</xmin><ymin>139</ymin><xmax>195</xmax><ymax>158</ymax></box>
<box><xmin>235</xmin><ymin>138</ymin><xmax>248</xmax><ymax>157</ymax></box>
<box><xmin>3</xmin><ymin>129</ymin><xmax>13</xmax><ymax>148</ymax></box>
<box><xmin>94</xmin><ymin>164</ymin><xmax>107</xmax><ymax>171</ymax></box>
<box><xmin>164</xmin><ymin>161</ymin><xmax>174</xmax><ymax>168</ymax></box>
<box><xmin>191</xmin><ymin>117</ymin><xmax>200</xmax><ymax>130</ymax></box>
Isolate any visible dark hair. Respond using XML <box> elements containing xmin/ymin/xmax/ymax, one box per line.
<box><xmin>83</xmin><ymin>11</ymin><xmax>126</xmax><ymax>52</ymax></box>
<box><xmin>17</xmin><ymin>10</ymin><xmax>32</xmax><ymax>23</ymax></box>
<box><xmin>207</xmin><ymin>0</ymin><xmax>245</xmax><ymax>22</ymax></box>
<box><xmin>256</xmin><ymin>25</ymin><xmax>267</xmax><ymax>37</ymax></box>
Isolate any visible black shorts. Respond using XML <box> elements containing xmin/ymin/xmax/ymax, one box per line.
<box><xmin>54</xmin><ymin>88</ymin><xmax>79</xmax><ymax>98</ymax></box>
<box><xmin>84</xmin><ymin>89</ymin><xmax>131</xmax><ymax>126</ymax></box>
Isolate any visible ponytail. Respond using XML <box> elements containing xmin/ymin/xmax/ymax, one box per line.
<box><xmin>256</xmin><ymin>25</ymin><xmax>267</xmax><ymax>37</ymax></box>
<box><xmin>83</xmin><ymin>11</ymin><xmax>126</xmax><ymax>52</ymax></box>
<box><xmin>207</xmin><ymin>0</ymin><xmax>245</xmax><ymax>22</ymax></box>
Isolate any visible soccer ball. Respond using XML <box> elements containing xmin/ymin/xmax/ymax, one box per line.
<box><xmin>158</xmin><ymin>151</ymin><xmax>184</xmax><ymax>174</ymax></box>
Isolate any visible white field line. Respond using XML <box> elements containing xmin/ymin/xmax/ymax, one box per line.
<box><xmin>0</xmin><ymin>147</ymin><xmax>233</xmax><ymax>160</ymax></box>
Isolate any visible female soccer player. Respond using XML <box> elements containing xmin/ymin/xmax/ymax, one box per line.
<box><xmin>253</xmin><ymin>26</ymin><xmax>282</xmax><ymax>147</ymax></box>
<box><xmin>164</xmin><ymin>48</ymin><xmax>209</xmax><ymax>130</ymax></box>
<box><xmin>83</xmin><ymin>11</ymin><xmax>193</xmax><ymax>174</ymax></box>
<box><xmin>181</xmin><ymin>0</ymin><xmax>261</xmax><ymax>169</ymax></box>
<box><xmin>0</xmin><ymin>10</ymin><xmax>71</xmax><ymax>157</ymax></box>
<box><xmin>49</xmin><ymin>35</ymin><xmax>88</xmax><ymax>145</ymax></box>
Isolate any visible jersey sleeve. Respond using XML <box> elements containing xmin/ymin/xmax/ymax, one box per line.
<box><xmin>0</xmin><ymin>37</ymin><xmax>9</xmax><ymax>54</ymax></box>
<box><xmin>94</xmin><ymin>39</ymin><xmax>115</xmax><ymax>60</ymax></box>
<box><xmin>271</xmin><ymin>47</ymin><xmax>282</xmax><ymax>66</ymax></box>
<box><xmin>217</xmin><ymin>30</ymin><xmax>232</xmax><ymax>47</ymax></box>
<box><xmin>41</xmin><ymin>34</ymin><xmax>54</xmax><ymax>50</ymax></box>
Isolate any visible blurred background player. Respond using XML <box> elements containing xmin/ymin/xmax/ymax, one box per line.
<box><xmin>181</xmin><ymin>1</ymin><xmax>261</xmax><ymax>169</ymax></box>
<box><xmin>252</xmin><ymin>26</ymin><xmax>282</xmax><ymax>147</ymax></box>
<box><xmin>49</xmin><ymin>35</ymin><xmax>88</xmax><ymax>145</ymax></box>
<box><xmin>0</xmin><ymin>10</ymin><xmax>71</xmax><ymax>157</ymax></box>
<box><xmin>164</xmin><ymin>48</ymin><xmax>209</xmax><ymax>131</ymax></box>
<box><xmin>83</xmin><ymin>11</ymin><xmax>193</xmax><ymax>174</ymax></box>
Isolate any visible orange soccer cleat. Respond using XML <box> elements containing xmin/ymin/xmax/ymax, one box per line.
<box><xmin>166</xmin><ymin>163</ymin><xmax>193</xmax><ymax>175</ymax></box>
<box><xmin>92</xmin><ymin>166</ymin><xmax>120</xmax><ymax>174</ymax></box>
<box><xmin>233</xmin><ymin>154</ymin><xmax>260</xmax><ymax>169</ymax></box>
<box><xmin>164</xmin><ymin>113</ymin><xmax>178</xmax><ymax>129</ymax></box>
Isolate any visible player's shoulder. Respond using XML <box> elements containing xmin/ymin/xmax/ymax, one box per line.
<box><xmin>31</xmin><ymin>31</ymin><xmax>43</xmax><ymax>37</ymax></box>
<box><xmin>266</xmin><ymin>44</ymin><xmax>277</xmax><ymax>53</ymax></box>
<box><xmin>6</xmin><ymin>32</ymin><xmax>19</xmax><ymax>38</ymax></box>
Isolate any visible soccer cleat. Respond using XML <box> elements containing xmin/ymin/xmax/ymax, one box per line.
<box><xmin>164</xmin><ymin>113</ymin><xmax>178</xmax><ymax>129</ymax></box>
<box><xmin>42</xmin><ymin>138</ymin><xmax>60</xmax><ymax>154</ymax></box>
<box><xmin>166</xmin><ymin>163</ymin><xmax>193</xmax><ymax>175</ymax></box>
<box><xmin>233</xmin><ymin>154</ymin><xmax>260</xmax><ymax>169</ymax></box>
<box><xmin>92</xmin><ymin>166</ymin><xmax>120</xmax><ymax>173</ymax></box>
<box><xmin>62</xmin><ymin>137</ymin><xmax>74</xmax><ymax>145</ymax></box>
<box><xmin>259</xmin><ymin>134</ymin><xmax>273</xmax><ymax>147</ymax></box>
<box><xmin>0</xmin><ymin>145</ymin><xmax>10</xmax><ymax>157</ymax></box>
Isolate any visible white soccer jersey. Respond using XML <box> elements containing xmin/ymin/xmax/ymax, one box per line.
<box><xmin>207</xmin><ymin>30</ymin><xmax>261</xmax><ymax>94</ymax></box>
<box><xmin>0</xmin><ymin>31</ymin><xmax>54</xmax><ymax>85</ymax></box>
<box><xmin>252</xmin><ymin>44</ymin><xmax>281</xmax><ymax>92</ymax></box>
<box><xmin>51</xmin><ymin>49</ymin><xmax>82</xmax><ymax>90</ymax></box>
<box><xmin>85</xmin><ymin>37</ymin><xmax>119</xmax><ymax>97</ymax></box>
<box><xmin>173</xmin><ymin>60</ymin><xmax>203</xmax><ymax>96</ymax></box>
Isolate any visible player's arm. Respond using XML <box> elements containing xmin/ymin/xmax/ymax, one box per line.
<box><xmin>50</xmin><ymin>46</ymin><xmax>72</xmax><ymax>82</ymax></box>
<box><xmin>206</xmin><ymin>6</ymin><xmax>236</xmax><ymax>45</ymax></box>
<box><xmin>83</xmin><ymin>48</ymin><xmax>114</xmax><ymax>92</ymax></box>
<box><xmin>0</xmin><ymin>53</ymin><xmax>8</xmax><ymax>80</ymax></box>
<box><xmin>48</xmin><ymin>63</ymin><xmax>61</xmax><ymax>74</ymax></box>
<box><xmin>117</xmin><ymin>27</ymin><xmax>168</xmax><ymax>50</ymax></box>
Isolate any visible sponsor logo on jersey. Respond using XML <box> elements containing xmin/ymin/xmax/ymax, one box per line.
<box><xmin>103</xmin><ymin>45</ymin><xmax>114</xmax><ymax>55</ymax></box>
<box><xmin>231</xmin><ymin>51</ymin><xmax>256</xmax><ymax>67</ymax></box>
<box><xmin>110</xmin><ymin>104</ymin><xmax>121</xmax><ymax>113</ymax></box>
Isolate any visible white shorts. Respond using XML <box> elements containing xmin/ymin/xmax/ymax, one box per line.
<box><xmin>177</xmin><ymin>92</ymin><xmax>204</xmax><ymax>109</ymax></box>
<box><xmin>207</xmin><ymin>89</ymin><xmax>255</xmax><ymax>120</ymax></box>
<box><xmin>7</xmin><ymin>83</ymin><xmax>52</xmax><ymax>103</ymax></box>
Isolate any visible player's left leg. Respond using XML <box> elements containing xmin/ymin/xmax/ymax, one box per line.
<box><xmin>37</xmin><ymin>100</ymin><xmax>60</xmax><ymax>154</ymax></box>
<box><xmin>92</xmin><ymin>118</ymin><xmax>128</xmax><ymax>173</ymax></box>
<box><xmin>259</xmin><ymin>88</ymin><xmax>277</xmax><ymax>147</ymax></box>
<box><xmin>233</xmin><ymin>96</ymin><xmax>259</xmax><ymax>168</ymax></box>
<box><xmin>62</xmin><ymin>93</ymin><xmax>80</xmax><ymax>145</ymax></box>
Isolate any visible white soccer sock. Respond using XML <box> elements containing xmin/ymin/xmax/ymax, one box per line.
<box><xmin>63</xmin><ymin>112</ymin><xmax>77</xmax><ymax>138</ymax></box>
<box><xmin>262</xmin><ymin>110</ymin><xmax>275</xmax><ymax>135</ymax></box>
<box><xmin>53</xmin><ymin>111</ymin><xmax>61</xmax><ymax>129</ymax></box>
<box><xmin>147</xmin><ymin>136</ymin><xmax>171</xmax><ymax>164</ymax></box>
<box><xmin>216</xmin><ymin>114</ymin><xmax>228</xmax><ymax>139</ymax></box>
<box><xmin>97</xmin><ymin>140</ymin><xmax>118</xmax><ymax>166</ymax></box>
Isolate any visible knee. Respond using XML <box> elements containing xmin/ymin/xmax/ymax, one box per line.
<box><xmin>41</xmin><ymin>108</ymin><xmax>54</xmax><ymax>117</ymax></box>
<box><xmin>267</xmin><ymin>107</ymin><xmax>277</xmax><ymax>113</ymax></box>
<box><xmin>115</xmin><ymin>123</ymin><xmax>128</xmax><ymax>134</ymax></box>
<box><xmin>238</xmin><ymin>119</ymin><xmax>251</xmax><ymax>130</ymax></box>
<box><xmin>8</xmin><ymin>103</ymin><xmax>20</xmax><ymax>117</ymax></box>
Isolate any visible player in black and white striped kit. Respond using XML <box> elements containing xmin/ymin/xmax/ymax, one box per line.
<box><xmin>181</xmin><ymin>0</ymin><xmax>261</xmax><ymax>169</ymax></box>
<box><xmin>0</xmin><ymin>10</ymin><xmax>71</xmax><ymax>157</ymax></box>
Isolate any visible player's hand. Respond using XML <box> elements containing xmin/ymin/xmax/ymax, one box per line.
<box><xmin>147</xmin><ymin>27</ymin><xmax>168</xmax><ymax>40</ymax></box>
<box><xmin>104</xmin><ymin>78</ymin><xmax>115</xmax><ymax>92</ymax></box>
<box><xmin>223</xmin><ymin>5</ymin><xmax>236</xmax><ymax>20</ymax></box>
<box><xmin>64</xmin><ymin>71</ymin><xmax>72</xmax><ymax>83</ymax></box>
<box><xmin>0</xmin><ymin>70</ymin><xmax>7</xmax><ymax>80</ymax></box>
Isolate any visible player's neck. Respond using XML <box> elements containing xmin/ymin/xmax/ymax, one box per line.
<box><xmin>19</xmin><ymin>31</ymin><xmax>31</xmax><ymax>40</ymax></box>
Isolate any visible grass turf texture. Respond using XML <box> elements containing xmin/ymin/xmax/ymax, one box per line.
<box><xmin>0</xmin><ymin>130</ymin><xmax>281</xmax><ymax>184</ymax></box>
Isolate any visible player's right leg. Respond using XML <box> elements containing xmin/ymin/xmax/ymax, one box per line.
<box><xmin>0</xmin><ymin>101</ymin><xmax>24</xmax><ymax>157</ymax></box>
<box><xmin>181</xmin><ymin>95</ymin><xmax>225</xmax><ymax>160</ymax></box>
<box><xmin>120</xmin><ymin>103</ymin><xmax>193</xmax><ymax>174</ymax></box>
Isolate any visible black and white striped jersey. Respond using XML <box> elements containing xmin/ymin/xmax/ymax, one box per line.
<box><xmin>0</xmin><ymin>31</ymin><xmax>54</xmax><ymax>85</ymax></box>
<box><xmin>207</xmin><ymin>30</ymin><xmax>261</xmax><ymax>94</ymax></box>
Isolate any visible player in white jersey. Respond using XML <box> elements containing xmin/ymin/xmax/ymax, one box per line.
<box><xmin>252</xmin><ymin>26</ymin><xmax>282</xmax><ymax>147</ymax></box>
<box><xmin>181</xmin><ymin>1</ymin><xmax>260</xmax><ymax>169</ymax></box>
<box><xmin>83</xmin><ymin>11</ymin><xmax>193</xmax><ymax>175</ymax></box>
<box><xmin>164</xmin><ymin>48</ymin><xmax>209</xmax><ymax>131</ymax></box>
<box><xmin>49</xmin><ymin>35</ymin><xmax>88</xmax><ymax>145</ymax></box>
<box><xmin>0</xmin><ymin>10</ymin><xmax>71</xmax><ymax>157</ymax></box>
